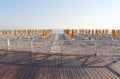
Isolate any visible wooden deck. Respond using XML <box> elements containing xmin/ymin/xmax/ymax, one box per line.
<box><xmin>0</xmin><ymin>51</ymin><xmax>120</xmax><ymax>79</ymax></box>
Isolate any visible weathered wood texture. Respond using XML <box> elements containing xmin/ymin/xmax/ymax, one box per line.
<box><xmin>0</xmin><ymin>52</ymin><xmax>119</xmax><ymax>79</ymax></box>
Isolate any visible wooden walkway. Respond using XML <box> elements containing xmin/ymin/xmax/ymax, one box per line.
<box><xmin>50</xmin><ymin>34</ymin><xmax>62</xmax><ymax>53</ymax></box>
<box><xmin>0</xmin><ymin>51</ymin><xmax>120</xmax><ymax>79</ymax></box>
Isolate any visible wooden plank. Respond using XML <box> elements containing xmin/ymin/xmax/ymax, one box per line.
<box><xmin>70</xmin><ymin>56</ymin><xmax>82</xmax><ymax>79</ymax></box>
<box><xmin>75</xmin><ymin>56</ymin><xmax>90</xmax><ymax>79</ymax></box>
<box><xmin>0</xmin><ymin>53</ymin><xmax>120</xmax><ymax>79</ymax></box>
<box><xmin>0</xmin><ymin>64</ymin><xmax>13</xmax><ymax>78</ymax></box>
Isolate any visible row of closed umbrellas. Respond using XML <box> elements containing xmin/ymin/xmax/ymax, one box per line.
<box><xmin>0</xmin><ymin>29</ymin><xmax>53</xmax><ymax>37</ymax></box>
<box><xmin>64</xmin><ymin>29</ymin><xmax>120</xmax><ymax>39</ymax></box>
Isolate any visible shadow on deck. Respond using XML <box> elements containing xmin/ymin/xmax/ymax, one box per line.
<box><xmin>0</xmin><ymin>50</ymin><xmax>120</xmax><ymax>79</ymax></box>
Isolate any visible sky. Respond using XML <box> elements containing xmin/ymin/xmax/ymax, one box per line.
<box><xmin>0</xmin><ymin>0</ymin><xmax>120</xmax><ymax>29</ymax></box>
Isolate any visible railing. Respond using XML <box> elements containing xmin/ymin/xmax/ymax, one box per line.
<box><xmin>61</xmin><ymin>39</ymin><xmax>120</xmax><ymax>55</ymax></box>
<box><xmin>61</xmin><ymin>40</ymin><xmax>96</xmax><ymax>55</ymax></box>
<box><xmin>0</xmin><ymin>37</ymin><xmax>120</xmax><ymax>56</ymax></box>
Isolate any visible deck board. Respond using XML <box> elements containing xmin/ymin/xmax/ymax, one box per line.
<box><xmin>0</xmin><ymin>52</ymin><xmax>120</xmax><ymax>79</ymax></box>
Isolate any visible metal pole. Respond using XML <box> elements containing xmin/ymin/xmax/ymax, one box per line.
<box><xmin>7</xmin><ymin>38</ymin><xmax>10</xmax><ymax>51</ymax></box>
<box><xmin>7</xmin><ymin>37</ymin><xmax>10</xmax><ymax>59</ymax></box>
<box><xmin>30</xmin><ymin>38</ymin><xmax>33</xmax><ymax>53</ymax></box>
<box><xmin>44</xmin><ymin>36</ymin><xmax>46</xmax><ymax>53</ymax></box>
<box><xmin>95</xmin><ymin>40</ymin><xmax>97</xmax><ymax>56</ymax></box>
<box><xmin>17</xmin><ymin>38</ymin><xmax>20</xmax><ymax>50</ymax></box>
<box><xmin>61</xmin><ymin>40</ymin><xmax>62</xmax><ymax>54</ymax></box>
<box><xmin>111</xmin><ymin>39</ymin><xmax>114</xmax><ymax>56</ymax></box>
